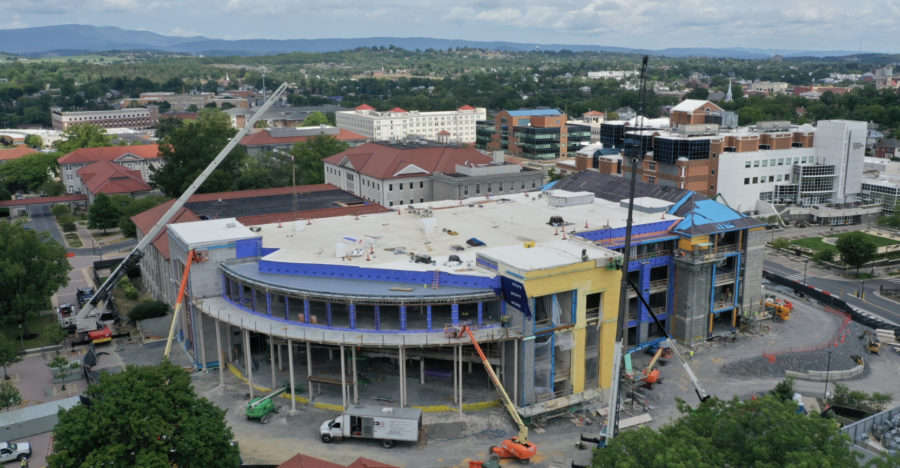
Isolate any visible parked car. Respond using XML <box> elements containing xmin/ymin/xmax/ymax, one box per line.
<box><xmin>0</xmin><ymin>442</ymin><xmax>31</xmax><ymax>463</ymax></box>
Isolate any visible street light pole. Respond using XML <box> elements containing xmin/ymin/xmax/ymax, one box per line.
<box><xmin>823</xmin><ymin>351</ymin><xmax>832</xmax><ymax>401</ymax></box>
<box><xmin>18</xmin><ymin>324</ymin><xmax>24</xmax><ymax>350</ymax></box>
<box><xmin>803</xmin><ymin>260</ymin><xmax>809</xmax><ymax>285</ymax></box>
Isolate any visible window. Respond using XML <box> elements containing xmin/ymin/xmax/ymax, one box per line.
<box><xmin>648</xmin><ymin>176</ymin><xmax>656</xmax><ymax>184</ymax></box>
<box><xmin>762</xmin><ymin>160</ymin><xmax>768</xmax><ymax>167</ymax></box>
<box><xmin>794</xmin><ymin>158</ymin><xmax>800</xmax><ymax>163</ymax></box>
<box><xmin>754</xmin><ymin>161</ymin><xmax>760</xmax><ymax>167</ymax></box>
<box><xmin>399</xmin><ymin>183</ymin><xmax>403</xmax><ymax>190</ymax></box>
<box><xmin>389</xmin><ymin>184</ymin><xmax>393</xmax><ymax>191</ymax></box>
<box><xmin>710</xmin><ymin>185</ymin><xmax>715</xmax><ymax>190</ymax></box>
<box><xmin>648</xmin><ymin>162</ymin><xmax>657</xmax><ymax>171</ymax></box>
<box><xmin>487</xmin><ymin>182</ymin><xmax>492</xmax><ymax>193</ymax></box>
<box><xmin>531</xmin><ymin>179</ymin><xmax>536</xmax><ymax>188</ymax></box>
<box><xmin>778</xmin><ymin>158</ymin><xmax>784</xmax><ymax>165</ymax></box>
<box><xmin>410</xmin><ymin>199</ymin><xmax>414</xmax><ymax>204</ymax></box>
<box><xmin>399</xmin><ymin>200</ymin><xmax>403</xmax><ymax>205</ymax></box>
<box><xmin>769</xmin><ymin>176</ymin><xmax>775</xmax><ymax>182</ymax></box>
<box><xmin>711</xmin><ymin>170</ymin><xmax>715</xmax><ymax>175</ymax></box>
<box><xmin>744</xmin><ymin>178</ymin><xmax>750</xmax><ymax>185</ymax></box>
<box><xmin>713</xmin><ymin>153</ymin><xmax>717</xmax><ymax>159</ymax></box>
<box><xmin>66</xmin><ymin>174</ymin><xmax>73</xmax><ymax>180</ymax></box>
<box><xmin>499</xmin><ymin>182</ymin><xmax>504</xmax><ymax>192</ymax></box>
<box><xmin>419</xmin><ymin>181</ymin><xmax>424</xmax><ymax>188</ymax></box>
<box><xmin>476</xmin><ymin>184</ymin><xmax>481</xmax><ymax>194</ymax></box>
<box><xmin>777</xmin><ymin>174</ymin><xmax>783</xmax><ymax>181</ymax></box>
<box><xmin>770</xmin><ymin>159</ymin><xmax>776</xmax><ymax>166</ymax></box>
<box><xmin>420</xmin><ymin>198</ymin><xmax>424</xmax><ymax>203</ymax></box>
<box><xmin>801</xmin><ymin>157</ymin><xmax>807</xmax><ymax>163</ymax></box>
<box><xmin>745</xmin><ymin>161</ymin><xmax>751</xmax><ymax>168</ymax></box>
<box><xmin>785</xmin><ymin>174</ymin><xmax>790</xmax><ymax>181</ymax></box>
<box><xmin>753</xmin><ymin>177</ymin><xmax>758</xmax><ymax>184</ymax></box>
<box><xmin>464</xmin><ymin>185</ymin><xmax>469</xmax><ymax>196</ymax></box>
<box><xmin>521</xmin><ymin>180</ymin><xmax>525</xmax><ymax>190</ymax></box>
<box><xmin>389</xmin><ymin>201</ymin><xmax>394</xmax><ymax>206</ymax></box>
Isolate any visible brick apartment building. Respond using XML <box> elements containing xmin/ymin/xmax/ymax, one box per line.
<box><xmin>475</xmin><ymin>109</ymin><xmax>591</xmax><ymax>160</ymax></box>
<box><xmin>50</xmin><ymin>105</ymin><xmax>159</xmax><ymax>131</ymax></box>
<box><xmin>122</xmin><ymin>92</ymin><xmax>250</xmax><ymax>110</ymax></box>
<box><xmin>874</xmin><ymin>138</ymin><xmax>900</xmax><ymax>159</ymax></box>
<box><xmin>58</xmin><ymin>145</ymin><xmax>162</xmax><ymax>194</ymax></box>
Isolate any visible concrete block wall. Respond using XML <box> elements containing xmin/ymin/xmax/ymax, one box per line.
<box><xmin>742</xmin><ymin>228</ymin><xmax>766</xmax><ymax>312</ymax></box>
<box><xmin>785</xmin><ymin>364</ymin><xmax>864</xmax><ymax>381</ymax></box>
<box><xmin>674</xmin><ymin>262</ymin><xmax>713</xmax><ymax>344</ymax></box>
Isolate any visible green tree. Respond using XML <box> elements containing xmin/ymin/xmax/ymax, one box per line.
<box><xmin>0</xmin><ymin>152</ymin><xmax>61</xmax><ymax>192</ymax></box>
<box><xmin>112</xmin><ymin>195</ymin><xmax>169</xmax><ymax>238</ymax></box>
<box><xmin>151</xmin><ymin>108</ymin><xmax>245</xmax><ymax>198</ymax></box>
<box><xmin>23</xmin><ymin>134</ymin><xmax>43</xmax><ymax>149</ymax></box>
<box><xmin>547</xmin><ymin>167</ymin><xmax>564</xmax><ymax>182</ymax></box>
<box><xmin>835</xmin><ymin>231</ymin><xmax>879</xmax><ymax>275</ymax></box>
<box><xmin>684</xmin><ymin>88</ymin><xmax>710</xmax><ymax>100</ymax></box>
<box><xmin>45</xmin><ymin>323</ymin><xmax>69</xmax><ymax>355</ymax></box>
<box><xmin>0</xmin><ymin>181</ymin><xmax>10</xmax><ymax>202</ymax></box>
<box><xmin>47</xmin><ymin>354</ymin><xmax>79</xmax><ymax>391</ymax></box>
<box><xmin>770</xmin><ymin>375</ymin><xmax>796</xmax><ymax>402</ymax></box>
<box><xmin>49</xmin><ymin>360</ymin><xmax>241</xmax><ymax>468</ymax></box>
<box><xmin>812</xmin><ymin>247</ymin><xmax>836</xmax><ymax>264</ymax></box>
<box><xmin>0</xmin><ymin>222</ymin><xmax>71</xmax><ymax>334</ymax></box>
<box><xmin>58</xmin><ymin>214</ymin><xmax>78</xmax><ymax>233</ymax></box>
<box><xmin>155</xmin><ymin>116</ymin><xmax>184</xmax><ymax>140</ymax></box>
<box><xmin>290</xmin><ymin>134</ymin><xmax>349</xmax><ymax>185</ymax></box>
<box><xmin>52</xmin><ymin>123</ymin><xmax>113</xmax><ymax>155</ymax></box>
<box><xmin>771</xmin><ymin>237</ymin><xmax>791</xmax><ymax>251</ymax></box>
<box><xmin>0</xmin><ymin>336</ymin><xmax>23</xmax><ymax>380</ymax></box>
<box><xmin>186</xmin><ymin>104</ymin><xmax>199</xmax><ymax>112</ymax></box>
<box><xmin>871</xmin><ymin>449</ymin><xmax>900</xmax><ymax>468</ymax></box>
<box><xmin>51</xmin><ymin>204</ymin><xmax>71</xmax><ymax>218</ymax></box>
<box><xmin>607</xmin><ymin>111</ymin><xmax>620</xmax><ymax>120</ymax></box>
<box><xmin>39</xmin><ymin>180</ymin><xmax>66</xmax><ymax>197</ymax></box>
<box><xmin>591</xmin><ymin>396</ymin><xmax>860</xmax><ymax>468</ymax></box>
<box><xmin>301</xmin><ymin>111</ymin><xmax>330</xmax><ymax>127</ymax></box>
<box><xmin>0</xmin><ymin>381</ymin><xmax>22</xmax><ymax>411</ymax></box>
<box><xmin>88</xmin><ymin>193</ymin><xmax>121</xmax><ymax>234</ymax></box>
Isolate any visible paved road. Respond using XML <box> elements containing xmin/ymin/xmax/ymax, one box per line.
<box><xmin>22</xmin><ymin>202</ymin><xmax>137</xmax><ymax>255</ymax></box>
<box><xmin>763</xmin><ymin>254</ymin><xmax>900</xmax><ymax>326</ymax></box>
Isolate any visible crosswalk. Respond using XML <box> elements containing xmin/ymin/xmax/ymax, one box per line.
<box><xmin>785</xmin><ymin>273</ymin><xmax>812</xmax><ymax>283</ymax></box>
<box><xmin>884</xmin><ymin>276</ymin><xmax>900</xmax><ymax>285</ymax></box>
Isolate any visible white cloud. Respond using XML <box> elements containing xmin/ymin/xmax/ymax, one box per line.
<box><xmin>0</xmin><ymin>14</ymin><xmax>27</xmax><ymax>29</ymax></box>
<box><xmin>169</xmin><ymin>27</ymin><xmax>201</xmax><ymax>37</ymax></box>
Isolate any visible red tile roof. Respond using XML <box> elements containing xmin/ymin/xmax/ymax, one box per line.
<box><xmin>277</xmin><ymin>453</ymin><xmax>346</xmax><ymax>468</ymax></box>
<box><xmin>130</xmin><ymin>200</ymin><xmax>201</xmax><ymax>260</ymax></box>
<box><xmin>323</xmin><ymin>142</ymin><xmax>494</xmax><ymax>180</ymax></box>
<box><xmin>436</xmin><ymin>130</ymin><xmax>451</xmax><ymax>135</ymax></box>
<box><xmin>457</xmin><ymin>105</ymin><xmax>476</xmax><ymax>111</ymax></box>
<box><xmin>346</xmin><ymin>458</ymin><xmax>400</xmax><ymax>468</ymax></box>
<box><xmin>354</xmin><ymin>104</ymin><xmax>375</xmax><ymax>111</ymax></box>
<box><xmin>240</xmin><ymin>128</ymin><xmax>367</xmax><ymax>147</ymax></box>
<box><xmin>0</xmin><ymin>145</ymin><xmax>38</xmax><ymax>162</ymax></box>
<box><xmin>77</xmin><ymin>160</ymin><xmax>152</xmax><ymax>195</ymax></box>
<box><xmin>58</xmin><ymin>145</ymin><xmax>160</xmax><ymax>164</ymax></box>
<box><xmin>583</xmin><ymin>110</ymin><xmax>605</xmax><ymax>116</ymax></box>
<box><xmin>388</xmin><ymin>107</ymin><xmax>407</xmax><ymax>113</ymax></box>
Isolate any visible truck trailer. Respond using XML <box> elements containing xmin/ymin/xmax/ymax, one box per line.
<box><xmin>320</xmin><ymin>405</ymin><xmax>422</xmax><ymax>448</ymax></box>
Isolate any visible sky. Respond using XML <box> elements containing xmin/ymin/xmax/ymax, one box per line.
<box><xmin>0</xmin><ymin>0</ymin><xmax>896</xmax><ymax>52</ymax></box>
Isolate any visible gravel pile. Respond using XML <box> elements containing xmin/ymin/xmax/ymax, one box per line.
<box><xmin>721</xmin><ymin>320</ymin><xmax>874</xmax><ymax>379</ymax></box>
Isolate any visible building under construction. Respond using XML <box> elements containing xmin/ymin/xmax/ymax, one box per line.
<box><xmin>134</xmin><ymin>177</ymin><xmax>764</xmax><ymax>419</ymax></box>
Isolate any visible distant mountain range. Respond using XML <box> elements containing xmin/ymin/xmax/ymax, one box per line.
<box><xmin>0</xmin><ymin>24</ymin><xmax>871</xmax><ymax>60</ymax></box>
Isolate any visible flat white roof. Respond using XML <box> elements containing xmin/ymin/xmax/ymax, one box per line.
<box><xmin>628</xmin><ymin>197</ymin><xmax>674</xmax><ymax>209</ymax></box>
<box><xmin>480</xmin><ymin>240</ymin><xmax>615</xmax><ymax>271</ymax></box>
<box><xmin>168</xmin><ymin>217</ymin><xmax>259</xmax><ymax>246</ymax></box>
<box><xmin>256</xmin><ymin>191</ymin><xmax>679</xmax><ymax>274</ymax></box>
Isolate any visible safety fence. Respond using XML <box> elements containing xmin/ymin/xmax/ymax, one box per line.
<box><xmin>882</xmin><ymin>287</ymin><xmax>900</xmax><ymax>301</ymax></box>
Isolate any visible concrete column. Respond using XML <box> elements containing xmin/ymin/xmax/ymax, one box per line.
<box><xmin>339</xmin><ymin>345</ymin><xmax>347</xmax><ymax>409</ymax></box>
<box><xmin>398</xmin><ymin>346</ymin><xmax>405</xmax><ymax>407</ymax></box>
<box><xmin>197</xmin><ymin>307</ymin><xmax>206</xmax><ymax>371</ymax></box>
<box><xmin>226</xmin><ymin>323</ymin><xmax>232</xmax><ymax>362</ymax></box>
<box><xmin>374</xmin><ymin>306</ymin><xmax>381</xmax><ymax>330</ymax></box>
<box><xmin>452</xmin><ymin>304</ymin><xmax>459</xmax><ymax>325</ymax></box>
<box><xmin>513</xmin><ymin>340</ymin><xmax>518</xmax><ymax>406</ymax></box>
<box><xmin>244</xmin><ymin>329</ymin><xmax>253</xmax><ymax>399</ymax></box>
<box><xmin>453</xmin><ymin>344</ymin><xmax>458</xmax><ymax>404</ymax></box>
<box><xmin>458</xmin><ymin>345</ymin><xmax>463</xmax><ymax>418</ymax></box>
<box><xmin>349</xmin><ymin>304</ymin><xmax>357</xmax><ymax>329</ymax></box>
<box><xmin>420</xmin><ymin>357</ymin><xmax>425</xmax><ymax>384</ymax></box>
<box><xmin>477</xmin><ymin>302</ymin><xmax>483</xmax><ymax>326</ymax></box>
<box><xmin>400</xmin><ymin>306</ymin><xmax>407</xmax><ymax>331</ymax></box>
<box><xmin>270</xmin><ymin>335</ymin><xmax>276</xmax><ymax>389</ymax></box>
<box><xmin>426</xmin><ymin>305</ymin><xmax>432</xmax><ymax>331</ymax></box>
<box><xmin>215</xmin><ymin>319</ymin><xmax>224</xmax><ymax>387</ymax></box>
<box><xmin>306</xmin><ymin>342</ymin><xmax>313</xmax><ymax>402</ymax></box>
<box><xmin>278</xmin><ymin>344</ymin><xmax>283</xmax><ymax>372</ymax></box>
<box><xmin>351</xmin><ymin>346</ymin><xmax>359</xmax><ymax>405</ymax></box>
<box><xmin>288</xmin><ymin>339</ymin><xmax>296</xmax><ymax>411</ymax></box>
<box><xmin>326</xmin><ymin>302</ymin><xmax>332</xmax><ymax>327</ymax></box>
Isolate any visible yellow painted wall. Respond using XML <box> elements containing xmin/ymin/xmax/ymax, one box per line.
<box><xmin>520</xmin><ymin>259</ymin><xmax>621</xmax><ymax>394</ymax></box>
<box><xmin>678</xmin><ymin>235</ymin><xmax>711</xmax><ymax>250</ymax></box>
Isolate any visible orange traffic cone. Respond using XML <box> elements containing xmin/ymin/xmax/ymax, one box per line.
<box><xmin>398</xmin><ymin>210</ymin><xmax>401</xmax><ymax>216</ymax></box>
<box><xmin>278</xmin><ymin>220</ymin><xmax>282</xmax><ymax>228</ymax></box>
<box><xmin>563</xmin><ymin>231</ymin><xmax>567</xmax><ymax>240</ymax></box>
<box><xmin>555</xmin><ymin>227</ymin><xmax>559</xmax><ymax>236</ymax></box>
<box><xmin>307</xmin><ymin>218</ymin><xmax>312</xmax><ymax>225</ymax></box>
<box><xmin>366</xmin><ymin>253</ymin><xmax>371</xmax><ymax>261</ymax></box>
<box><xmin>585</xmin><ymin>220</ymin><xmax>589</xmax><ymax>229</ymax></box>
<box><xmin>356</xmin><ymin>213</ymin><xmax>359</xmax><ymax>220</ymax></box>
<box><xmin>370</xmin><ymin>245</ymin><xmax>374</xmax><ymax>254</ymax></box>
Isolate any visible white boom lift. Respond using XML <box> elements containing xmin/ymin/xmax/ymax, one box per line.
<box><xmin>65</xmin><ymin>82</ymin><xmax>290</xmax><ymax>334</ymax></box>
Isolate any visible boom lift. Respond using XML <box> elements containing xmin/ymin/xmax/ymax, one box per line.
<box><xmin>451</xmin><ymin>325</ymin><xmax>537</xmax><ymax>464</ymax></box>
<box><xmin>63</xmin><ymin>82</ymin><xmax>290</xmax><ymax>339</ymax></box>
<box><xmin>163</xmin><ymin>249</ymin><xmax>198</xmax><ymax>358</ymax></box>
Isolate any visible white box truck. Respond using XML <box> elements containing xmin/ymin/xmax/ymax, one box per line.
<box><xmin>319</xmin><ymin>405</ymin><xmax>422</xmax><ymax>448</ymax></box>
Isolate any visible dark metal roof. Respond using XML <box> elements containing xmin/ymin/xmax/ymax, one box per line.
<box><xmin>553</xmin><ymin>171</ymin><xmax>690</xmax><ymax>204</ymax></box>
<box><xmin>184</xmin><ymin>189</ymin><xmax>365</xmax><ymax>220</ymax></box>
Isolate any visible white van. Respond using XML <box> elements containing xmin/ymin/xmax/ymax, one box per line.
<box><xmin>320</xmin><ymin>405</ymin><xmax>422</xmax><ymax>448</ymax></box>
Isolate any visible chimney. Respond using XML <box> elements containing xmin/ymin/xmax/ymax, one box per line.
<box><xmin>493</xmin><ymin>150</ymin><xmax>505</xmax><ymax>165</ymax></box>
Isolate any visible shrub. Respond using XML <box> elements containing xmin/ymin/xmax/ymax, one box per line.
<box><xmin>117</xmin><ymin>276</ymin><xmax>138</xmax><ymax>300</ymax></box>
<box><xmin>128</xmin><ymin>300</ymin><xmax>169</xmax><ymax>323</ymax></box>
<box><xmin>51</xmin><ymin>204</ymin><xmax>71</xmax><ymax>218</ymax></box>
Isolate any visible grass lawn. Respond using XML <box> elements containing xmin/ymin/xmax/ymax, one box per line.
<box><xmin>789</xmin><ymin>237</ymin><xmax>833</xmax><ymax>252</ymax></box>
<box><xmin>92</xmin><ymin>230</ymin><xmax>120</xmax><ymax>241</ymax></box>
<box><xmin>846</xmin><ymin>273</ymin><xmax>876</xmax><ymax>279</ymax></box>
<box><xmin>826</xmin><ymin>232</ymin><xmax>900</xmax><ymax>248</ymax></box>
<box><xmin>65</xmin><ymin>233</ymin><xmax>83</xmax><ymax>248</ymax></box>
<box><xmin>0</xmin><ymin>314</ymin><xmax>59</xmax><ymax>350</ymax></box>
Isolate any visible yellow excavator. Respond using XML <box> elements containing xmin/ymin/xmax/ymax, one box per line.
<box><xmin>447</xmin><ymin>324</ymin><xmax>537</xmax><ymax>464</ymax></box>
<box><xmin>859</xmin><ymin>330</ymin><xmax>881</xmax><ymax>355</ymax></box>
<box><xmin>764</xmin><ymin>298</ymin><xmax>793</xmax><ymax>322</ymax></box>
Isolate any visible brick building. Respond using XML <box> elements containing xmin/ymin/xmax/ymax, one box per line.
<box><xmin>50</xmin><ymin>105</ymin><xmax>159</xmax><ymax>131</ymax></box>
<box><xmin>874</xmin><ymin>138</ymin><xmax>900</xmax><ymax>159</ymax></box>
<box><xmin>58</xmin><ymin>145</ymin><xmax>162</xmax><ymax>195</ymax></box>
<box><xmin>475</xmin><ymin>109</ymin><xmax>590</xmax><ymax>160</ymax></box>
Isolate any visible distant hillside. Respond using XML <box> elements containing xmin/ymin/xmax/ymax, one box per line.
<box><xmin>0</xmin><ymin>24</ymin><xmax>874</xmax><ymax>60</ymax></box>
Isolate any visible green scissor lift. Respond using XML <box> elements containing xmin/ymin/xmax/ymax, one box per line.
<box><xmin>245</xmin><ymin>383</ymin><xmax>290</xmax><ymax>424</ymax></box>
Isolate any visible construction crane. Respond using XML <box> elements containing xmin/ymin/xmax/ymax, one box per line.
<box><xmin>63</xmin><ymin>82</ymin><xmax>290</xmax><ymax>337</ymax></box>
<box><xmin>603</xmin><ymin>55</ymin><xmax>710</xmax><ymax>444</ymax></box>
<box><xmin>450</xmin><ymin>324</ymin><xmax>537</xmax><ymax>464</ymax></box>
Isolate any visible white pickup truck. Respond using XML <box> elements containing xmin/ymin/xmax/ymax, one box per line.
<box><xmin>320</xmin><ymin>405</ymin><xmax>422</xmax><ymax>448</ymax></box>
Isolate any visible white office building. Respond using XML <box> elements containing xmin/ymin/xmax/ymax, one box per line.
<box><xmin>335</xmin><ymin>105</ymin><xmax>486</xmax><ymax>143</ymax></box>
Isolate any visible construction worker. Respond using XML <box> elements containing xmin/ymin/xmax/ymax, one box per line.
<box><xmin>500</xmin><ymin>314</ymin><xmax>510</xmax><ymax>328</ymax></box>
<box><xmin>20</xmin><ymin>457</ymin><xmax>27</xmax><ymax>468</ymax></box>
<box><xmin>689</xmin><ymin>350</ymin><xmax>694</xmax><ymax>361</ymax></box>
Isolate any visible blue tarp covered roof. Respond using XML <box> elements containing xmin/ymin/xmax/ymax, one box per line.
<box><xmin>672</xmin><ymin>194</ymin><xmax>765</xmax><ymax>236</ymax></box>
<box><xmin>506</xmin><ymin>109</ymin><xmax>563</xmax><ymax>117</ymax></box>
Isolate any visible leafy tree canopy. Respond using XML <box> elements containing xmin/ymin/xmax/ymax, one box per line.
<box><xmin>108</xmin><ymin>194</ymin><xmax>169</xmax><ymax>238</ymax></box>
<box><xmin>24</xmin><ymin>134</ymin><xmax>43</xmax><ymax>149</ymax></box>
<box><xmin>52</xmin><ymin>123</ymin><xmax>113</xmax><ymax>155</ymax></box>
<box><xmin>0</xmin><ymin>222</ymin><xmax>71</xmax><ymax>333</ymax></box>
<box><xmin>592</xmin><ymin>395</ymin><xmax>861</xmax><ymax>468</ymax></box>
<box><xmin>150</xmin><ymin>108</ymin><xmax>245</xmax><ymax>198</ymax></box>
<box><xmin>289</xmin><ymin>134</ymin><xmax>349</xmax><ymax>185</ymax></box>
<box><xmin>49</xmin><ymin>360</ymin><xmax>241</xmax><ymax>468</ymax></box>
<box><xmin>835</xmin><ymin>232</ymin><xmax>879</xmax><ymax>274</ymax></box>
<box><xmin>88</xmin><ymin>193</ymin><xmax>121</xmax><ymax>234</ymax></box>
<box><xmin>301</xmin><ymin>111</ymin><xmax>330</xmax><ymax>127</ymax></box>
<box><xmin>0</xmin><ymin>152</ymin><xmax>62</xmax><ymax>193</ymax></box>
